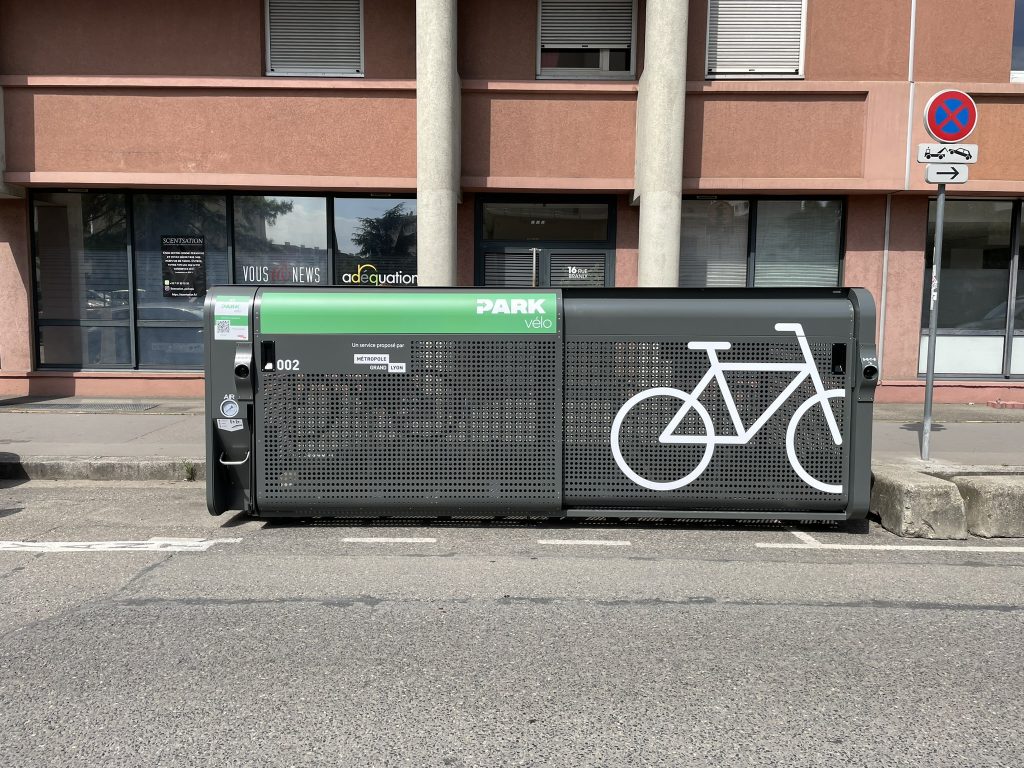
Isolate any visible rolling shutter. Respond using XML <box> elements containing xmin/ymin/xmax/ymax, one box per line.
<box><xmin>540</xmin><ymin>0</ymin><xmax>634</xmax><ymax>49</ymax></box>
<box><xmin>267</xmin><ymin>0</ymin><xmax>363</xmax><ymax>76</ymax></box>
<box><xmin>706</xmin><ymin>0</ymin><xmax>805</xmax><ymax>78</ymax></box>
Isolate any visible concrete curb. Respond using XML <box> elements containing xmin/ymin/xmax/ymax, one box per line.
<box><xmin>0</xmin><ymin>456</ymin><xmax>206</xmax><ymax>482</ymax></box>
<box><xmin>870</xmin><ymin>463</ymin><xmax>1024</xmax><ymax>540</ymax></box>
<box><xmin>870</xmin><ymin>465</ymin><xmax>968</xmax><ymax>540</ymax></box>
<box><xmin>951</xmin><ymin>475</ymin><xmax>1024</xmax><ymax>538</ymax></box>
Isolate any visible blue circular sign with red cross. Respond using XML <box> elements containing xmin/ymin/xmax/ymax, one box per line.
<box><xmin>924</xmin><ymin>90</ymin><xmax>978</xmax><ymax>143</ymax></box>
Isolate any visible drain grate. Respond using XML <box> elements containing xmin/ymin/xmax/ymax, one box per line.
<box><xmin>0</xmin><ymin>401</ymin><xmax>158</xmax><ymax>413</ymax></box>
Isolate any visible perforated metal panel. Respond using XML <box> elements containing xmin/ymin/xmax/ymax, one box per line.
<box><xmin>564</xmin><ymin>338</ymin><xmax>848</xmax><ymax>510</ymax></box>
<box><xmin>256</xmin><ymin>339</ymin><xmax>560</xmax><ymax>514</ymax></box>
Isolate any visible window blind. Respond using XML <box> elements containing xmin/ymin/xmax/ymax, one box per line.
<box><xmin>679</xmin><ymin>200</ymin><xmax>749</xmax><ymax>288</ymax></box>
<box><xmin>267</xmin><ymin>0</ymin><xmax>362</xmax><ymax>75</ymax></box>
<box><xmin>752</xmin><ymin>200</ymin><xmax>842</xmax><ymax>287</ymax></box>
<box><xmin>483</xmin><ymin>251</ymin><xmax>538</xmax><ymax>287</ymax></box>
<box><xmin>540</xmin><ymin>0</ymin><xmax>634</xmax><ymax>49</ymax></box>
<box><xmin>706</xmin><ymin>0</ymin><xmax>805</xmax><ymax>78</ymax></box>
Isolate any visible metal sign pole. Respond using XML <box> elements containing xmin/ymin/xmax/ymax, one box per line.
<box><xmin>922</xmin><ymin>182</ymin><xmax>946</xmax><ymax>460</ymax></box>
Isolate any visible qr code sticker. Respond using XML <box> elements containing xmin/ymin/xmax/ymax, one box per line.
<box><xmin>216</xmin><ymin>320</ymin><xmax>231</xmax><ymax>336</ymax></box>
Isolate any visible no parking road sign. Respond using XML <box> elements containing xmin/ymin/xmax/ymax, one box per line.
<box><xmin>920</xmin><ymin>89</ymin><xmax>980</xmax><ymax>462</ymax></box>
<box><xmin>924</xmin><ymin>89</ymin><xmax>978</xmax><ymax>143</ymax></box>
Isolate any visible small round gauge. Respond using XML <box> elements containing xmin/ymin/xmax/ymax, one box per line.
<box><xmin>220</xmin><ymin>399</ymin><xmax>240</xmax><ymax>418</ymax></box>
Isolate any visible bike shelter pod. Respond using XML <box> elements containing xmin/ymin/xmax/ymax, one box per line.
<box><xmin>206</xmin><ymin>287</ymin><xmax>877</xmax><ymax>522</ymax></box>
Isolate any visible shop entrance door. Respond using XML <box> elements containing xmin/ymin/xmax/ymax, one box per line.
<box><xmin>475</xmin><ymin>196</ymin><xmax>616</xmax><ymax>288</ymax></box>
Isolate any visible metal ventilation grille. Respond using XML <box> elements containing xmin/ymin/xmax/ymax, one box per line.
<box><xmin>267</xmin><ymin>0</ymin><xmax>363</xmax><ymax>75</ymax></box>
<box><xmin>257</xmin><ymin>339</ymin><xmax>560</xmax><ymax>513</ymax></box>
<box><xmin>564</xmin><ymin>339</ymin><xmax>847</xmax><ymax>510</ymax></box>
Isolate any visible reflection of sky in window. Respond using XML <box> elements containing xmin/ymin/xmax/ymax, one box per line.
<box><xmin>334</xmin><ymin>198</ymin><xmax>417</xmax><ymax>254</ymax></box>
<box><xmin>1015</xmin><ymin>0</ymin><xmax>1024</xmax><ymax>71</ymax></box>
<box><xmin>263</xmin><ymin>197</ymin><xmax>327</xmax><ymax>249</ymax></box>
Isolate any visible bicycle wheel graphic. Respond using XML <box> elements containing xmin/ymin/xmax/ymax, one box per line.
<box><xmin>786</xmin><ymin>389</ymin><xmax>845</xmax><ymax>494</ymax></box>
<box><xmin>611</xmin><ymin>387</ymin><xmax>716</xmax><ymax>491</ymax></box>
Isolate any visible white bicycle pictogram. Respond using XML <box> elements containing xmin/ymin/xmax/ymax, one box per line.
<box><xmin>610</xmin><ymin>323</ymin><xmax>844</xmax><ymax>494</ymax></box>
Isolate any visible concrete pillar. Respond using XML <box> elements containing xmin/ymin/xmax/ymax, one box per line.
<box><xmin>0</xmin><ymin>197</ymin><xmax>32</xmax><ymax>377</ymax></box>
<box><xmin>415</xmin><ymin>0</ymin><xmax>460</xmax><ymax>286</ymax></box>
<box><xmin>0</xmin><ymin>83</ymin><xmax>32</xmax><ymax>381</ymax></box>
<box><xmin>0</xmin><ymin>88</ymin><xmax>27</xmax><ymax>200</ymax></box>
<box><xmin>634</xmin><ymin>0</ymin><xmax>687</xmax><ymax>287</ymax></box>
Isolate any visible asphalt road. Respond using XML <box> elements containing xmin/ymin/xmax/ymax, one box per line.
<box><xmin>0</xmin><ymin>481</ymin><xmax>1022</xmax><ymax>767</ymax></box>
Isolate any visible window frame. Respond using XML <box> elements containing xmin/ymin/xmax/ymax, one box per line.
<box><xmin>1013</xmin><ymin>0</ymin><xmax>1024</xmax><ymax>81</ymax></box>
<box><xmin>919</xmin><ymin>197</ymin><xmax>1024</xmax><ymax>380</ymax></box>
<box><xmin>473</xmin><ymin>193</ymin><xmax>618</xmax><ymax>287</ymax></box>
<box><xmin>678</xmin><ymin>195</ymin><xmax>847</xmax><ymax>289</ymax></box>
<box><xmin>705</xmin><ymin>0</ymin><xmax>808</xmax><ymax>81</ymax></box>
<box><xmin>264</xmin><ymin>0</ymin><xmax>365</xmax><ymax>78</ymax></box>
<box><xmin>535</xmin><ymin>0</ymin><xmax>638</xmax><ymax>81</ymax></box>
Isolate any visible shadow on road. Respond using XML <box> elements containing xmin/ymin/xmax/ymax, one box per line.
<box><xmin>252</xmin><ymin>515</ymin><xmax>870</xmax><ymax>535</ymax></box>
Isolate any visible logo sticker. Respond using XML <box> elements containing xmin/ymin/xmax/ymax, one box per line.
<box><xmin>213</xmin><ymin>296</ymin><xmax>250</xmax><ymax>341</ymax></box>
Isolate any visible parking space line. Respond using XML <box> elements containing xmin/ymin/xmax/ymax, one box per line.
<box><xmin>0</xmin><ymin>537</ymin><xmax>241</xmax><ymax>552</ymax></box>
<box><xmin>537</xmin><ymin>539</ymin><xmax>632</xmax><ymax>546</ymax></box>
<box><xmin>341</xmin><ymin>537</ymin><xmax>437</xmax><ymax>544</ymax></box>
<box><xmin>789</xmin><ymin>530</ymin><xmax>822</xmax><ymax>546</ymax></box>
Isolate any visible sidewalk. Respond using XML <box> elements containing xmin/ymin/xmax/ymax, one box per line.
<box><xmin>0</xmin><ymin>396</ymin><xmax>1021</xmax><ymax>538</ymax></box>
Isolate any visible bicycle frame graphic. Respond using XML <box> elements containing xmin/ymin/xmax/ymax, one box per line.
<box><xmin>610</xmin><ymin>323</ymin><xmax>845</xmax><ymax>494</ymax></box>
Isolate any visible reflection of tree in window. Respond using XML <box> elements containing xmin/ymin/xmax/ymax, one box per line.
<box><xmin>78</xmin><ymin>194</ymin><xmax>129</xmax><ymax>310</ymax></box>
<box><xmin>352</xmin><ymin>203</ymin><xmax>416</xmax><ymax>260</ymax></box>
<box><xmin>81</xmin><ymin>194</ymin><xmax>127</xmax><ymax>251</ymax></box>
<box><xmin>136</xmin><ymin>195</ymin><xmax>228</xmax><ymax>244</ymax></box>
<box><xmin>233</xmin><ymin>198</ymin><xmax>296</xmax><ymax>251</ymax></box>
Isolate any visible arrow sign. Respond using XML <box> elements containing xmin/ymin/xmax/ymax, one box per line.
<box><xmin>917</xmin><ymin>143</ymin><xmax>978</xmax><ymax>164</ymax></box>
<box><xmin>925</xmin><ymin>164</ymin><xmax>968</xmax><ymax>184</ymax></box>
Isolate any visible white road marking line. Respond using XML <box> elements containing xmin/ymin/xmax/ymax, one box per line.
<box><xmin>789</xmin><ymin>530</ymin><xmax>823</xmax><ymax>546</ymax></box>
<box><xmin>757</xmin><ymin>542</ymin><xmax>1024</xmax><ymax>553</ymax></box>
<box><xmin>537</xmin><ymin>539</ymin><xmax>632</xmax><ymax>546</ymax></box>
<box><xmin>0</xmin><ymin>537</ymin><xmax>241</xmax><ymax>553</ymax></box>
<box><xmin>341</xmin><ymin>537</ymin><xmax>437</xmax><ymax>544</ymax></box>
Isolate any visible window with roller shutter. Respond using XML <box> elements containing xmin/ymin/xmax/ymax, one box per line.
<box><xmin>265</xmin><ymin>0</ymin><xmax>363</xmax><ymax>77</ymax></box>
<box><xmin>537</xmin><ymin>0</ymin><xmax>637</xmax><ymax>79</ymax></box>
<box><xmin>706</xmin><ymin>0</ymin><xmax>806</xmax><ymax>79</ymax></box>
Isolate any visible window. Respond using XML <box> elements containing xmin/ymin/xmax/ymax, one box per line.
<box><xmin>919</xmin><ymin>199</ymin><xmax>1024</xmax><ymax>377</ymax></box>
<box><xmin>133</xmin><ymin>194</ymin><xmax>229</xmax><ymax>368</ymax></box>
<box><xmin>706</xmin><ymin>0</ymin><xmax>806</xmax><ymax>79</ymax></box>
<box><xmin>334</xmin><ymin>198</ymin><xmax>418</xmax><ymax>286</ymax></box>
<box><xmin>32</xmin><ymin>192</ymin><xmax>418</xmax><ymax>370</ymax></box>
<box><xmin>33</xmin><ymin>192</ymin><xmax>132</xmax><ymax>367</ymax></box>
<box><xmin>482</xmin><ymin>202</ymin><xmax>610</xmax><ymax>241</ymax></box>
<box><xmin>234</xmin><ymin>196</ymin><xmax>329</xmax><ymax>285</ymax></box>
<box><xmin>266</xmin><ymin>0</ymin><xmax>363</xmax><ymax>76</ymax></box>
<box><xmin>1013</xmin><ymin>0</ymin><xmax>1024</xmax><ymax>81</ymax></box>
<box><xmin>754</xmin><ymin>200</ymin><xmax>842</xmax><ymax>287</ymax></box>
<box><xmin>679</xmin><ymin>198</ymin><xmax>843</xmax><ymax>288</ymax></box>
<box><xmin>537</xmin><ymin>0</ymin><xmax>636</xmax><ymax>79</ymax></box>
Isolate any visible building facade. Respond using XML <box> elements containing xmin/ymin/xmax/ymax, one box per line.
<box><xmin>1</xmin><ymin>0</ymin><xmax>1022</xmax><ymax>403</ymax></box>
